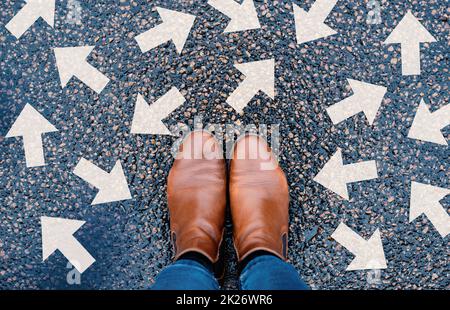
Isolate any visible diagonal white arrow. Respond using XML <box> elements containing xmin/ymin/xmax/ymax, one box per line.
<box><xmin>313</xmin><ymin>148</ymin><xmax>378</xmax><ymax>200</ymax></box>
<box><xmin>5</xmin><ymin>0</ymin><xmax>55</xmax><ymax>39</ymax></box>
<box><xmin>41</xmin><ymin>216</ymin><xmax>95</xmax><ymax>274</ymax></box>
<box><xmin>408</xmin><ymin>99</ymin><xmax>449</xmax><ymax>146</ymax></box>
<box><xmin>5</xmin><ymin>104</ymin><xmax>58</xmax><ymax>167</ymax></box>
<box><xmin>208</xmin><ymin>0</ymin><xmax>260</xmax><ymax>33</ymax></box>
<box><xmin>53</xmin><ymin>46</ymin><xmax>110</xmax><ymax>94</ymax></box>
<box><xmin>135</xmin><ymin>7</ymin><xmax>196</xmax><ymax>54</ymax></box>
<box><xmin>331</xmin><ymin>222</ymin><xmax>387</xmax><ymax>271</ymax></box>
<box><xmin>293</xmin><ymin>0</ymin><xmax>337</xmax><ymax>45</ymax></box>
<box><xmin>383</xmin><ymin>10</ymin><xmax>437</xmax><ymax>75</ymax></box>
<box><xmin>73</xmin><ymin>158</ymin><xmax>131</xmax><ymax>205</ymax></box>
<box><xmin>226</xmin><ymin>59</ymin><xmax>274</xmax><ymax>113</ymax></box>
<box><xmin>410</xmin><ymin>181</ymin><xmax>450</xmax><ymax>238</ymax></box>
<box><xmin>326</xmin><ymin>79</ymin><xmax>387</xmax><ymax>125</ymax></box>
<box><xmin>131</xmin><ymin>87</ymin><xmax>185</xmax><ymax>135</ymax></box>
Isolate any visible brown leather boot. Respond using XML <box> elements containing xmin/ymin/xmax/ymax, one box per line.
<box><xmin>167</xmin><ymin>130</ymin><xmax>226</xmax><ymax>263</ymax></box>
<box><xmin>230</xmin><ymin>134</ymin><xmax>289</xmax><ymax>262</ymax></box>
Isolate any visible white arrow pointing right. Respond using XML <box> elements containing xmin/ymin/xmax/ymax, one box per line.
<box><xmin>54</xmin><ymin>46</ymin><xmax>110</xmax><ymax>94</ymax></box>
<box><xmin>73</xmin><ymin>158</ymin><xmax>131</xmax><ymax>205</ymax></box>
<box><xmin>5</xmin><ymin>0</ymin><xmax>55</xmax><ymax>39</ymax></box>
<box><xmin>135</xmin><ymin>7</ymin><xmax>196</xmax><ymax>54</ymax></box>
<box><xmin>326</xmin><ymin>79</ymin><xmax>387</xmax><ymax>125</ymax></box>
<box><xmin>226</xmin><ymin>59</ymin><xmax>275</xmax><ymax>113</ymax></box>
<box><xmin>410</xmin><ymin>181</ymin><xmax>450</xmax><ymax>238</ymax></box>
<box><xmin>313</xmin><ymin>148</ymin><xmax>378</xmax><ymax>200</ymax></box>
<box><xmin>293</xmin><ymin>0</ymin><xmax>337</xmax><ymax>44</ymax></box>
<box><xmin>408</xmin><ymin>99</ymin><xmax>449</xmax><ymax>146</ymax></box>
<box><xmin>41</xmin><ymin>216</ymin><xmax>95</xmax><ymax>274</ymax></box>
<box><xmin>208</xmin><ymin>0</ymin><xmax>260</xmax><ymax>33</ymax></box>
<box><xmin>331</xmin><ymin>222</ymin><xmax>387</xmax><ymax>271</ymax></box>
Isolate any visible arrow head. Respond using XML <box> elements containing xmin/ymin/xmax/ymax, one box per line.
<box><xmin>41</xmin><ymin>216</ymin><xmax>85</xmax><ymax>261</ymax></box>
<box><xmin>156</xmin><ymin>7</ymin><xmax>196</xmax><ymax>54</ymax></box>
<box><xmin>293</xmin><ymin>3</ymin><xmax>337</xmax><ymax>44</ymax></box>
<box><xmin>410</xmin><ymin>181</ymin><xmax>450</xmax><ymax>222</ymax></box>
<box><xmin>234</xmin><ymin>59</ymin><xmax>275</xmax><ymax>99</ymax></box>
<box><xmin>6</xmin><ymin>104</ymin><xmax>57</xmax><ymax>138</ymax></box>
<box><xmin>313</xmin><ymin>148</ymin><xmax>349</xmax><ymax>199</ymax></box>
<box><xmin>408</xmin><ymin>99</ymin><xmax>447</xmax><ymax>145</ymax></box>
<box><xmin>54</xmin><ymin>46</ymin><xmax>94</xmax><ymax>87</ymax></box>
<box><xmin>384</xmin><ymin>11</ymin><xmax>436</xmax><ymax>45</ymax></box>
<box><xmin>346</xmin><ymin>229</ymin><xmax>387</xmax><ymax>271</ymax></box>
<box><xmin>91</xmin><ymin>160</ymin><xmax>131</xmax><ymax>205</ymax></box>
<box><xmin>223</xmin><ymin>0</ymin><xmax>260</xmax><ymax>33</ymax></box>
<box><xmin>347</xmin><ymin>79</ymin><xmax>387</xmax><ymax>125</ymax></box>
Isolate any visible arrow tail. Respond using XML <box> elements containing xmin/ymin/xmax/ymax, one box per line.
<box><xmin>75</xmin><ymin>62</ymin><xmax>109</xmax><ymax>94</ymax></box>
<box><xmin>73</xmin><ymin>158</ymin><xmax>110</xmax><ymax>189</ymax></box>
<box><xmin>135</xmin><ymin>23</ymin><xmax>171</xmax><ymax>53</ymax></box>
<box><xmin>425</xmin><ymin>205</ymin><xmax>450</xmax><ymax>237</ymax></box>
<box><xmin>331</xmin><ymin>223</ymin><xmax>366</xmax><ymax>255</ymax></box>
<box><xmin>22</xmin><ymin>134</ymin><xmax>45</xmax><ymax>167</ymax></box>
<box><xmin>344</xmin><ymin>160</ymin><xmax>378</xmax><ymax>183</ymax></box>
<box><xmin>5</xmin><ymin>4</ymin><xmax>39</xmax><ymax>39</ymax></box>
<box><xmin>433</xmin><ymin>104</ymin><xmax>450</xmax><ymax>129</ymax></box>
<box><xmin>326</xmin><ymin>95</ymin><xmax>362</xmax><ymax>124</ymax></box>
<box><xmin>59</xmin><ymin>237</ymin><xmax>95</xmax><ymax>273</ymax></box>
<box><xmin>401</xmin><ymin>43</ymin><xmax>421</xmax><ymax>75</ymax></box>
<box><xmin>227</xmin><ymin>78</ymin><xmax>259</xmax><ymax>113</ymax></box>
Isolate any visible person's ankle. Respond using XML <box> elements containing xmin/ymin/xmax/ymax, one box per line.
<box><xmin>178</xmin><ymin>251</ymin><xmax>214</xmax><ymax>273</ymax></box>
<box><xmin>239</xmin><ymin>250</ymin><xmax>277</xmax><ymax>273</ymax></box>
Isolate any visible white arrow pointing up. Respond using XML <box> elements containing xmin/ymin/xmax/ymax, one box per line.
<box><xmin>293</xmin><ymin>0</ymin><xmax>337</xmax><ymax>44</ymax></box>
<box><xmin>383</xmin><ymin>10</ymin><xmax>436</xmax><ymax>75</ymax></box>
<box><xmin>54</xmin><ymin>46</ymin><xmax>110</xmax><ymax>94</ymax></box>
<box><xmin>135</xmin><ymin>7</ymin><xmax>196</xmax><ymax>54</ymax></box>
<box><xmin>5</xmin><ymin>104</ymin><xmax>57</xmax><ymax>167</ymax></box>
<box><xmin>314</xmin><ymin>148</ymin><xmax>378</xmax><ymax>200</ymax></box>
<box><xmin>326</xmin><ymin>79</ymin><xmax>387</xmax><ymax>125</ymax></box>
<box><xmin>131</xmin><ymin>87</ymin><xmax>185</xmax><ymax>135</ymax></box>
<box><xmin>73</xmin><ymin>158</ymin><xmax>131</xmax><ymax>205</ymax></box>
<box><xmin>208</xmin><ymin>0</ymin><xmax>260</xmax><ymax>33</ymax></box>
<box><xmin>331</xmin><ymin>222</ymin><xmax>387</xmax><ymax>271</ymax></box>
<box><xmin>410</xmin><ymin>181</ymin><xmax>450</xmax><ymax>238</ymax></box>
<box><xmin>5</xmin><ymin>0</ymin><xmax>55</xmax><ymax>39</ymax></box>
<box><xmin>408</xmin><ymin>99</ymin><xmax>449</xmax><ymax>146</ymax></box>
<box><xmin>41</xmin><ymin>216</ymin><xmax>95</xmax><ymax>274</ymax></box>
<box><xmin>227</xmin><ymin>59</ymin><xmax>274</xmax><ymax>113</ymax></box>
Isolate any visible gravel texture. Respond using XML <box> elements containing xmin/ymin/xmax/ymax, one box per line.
<box><xmin>0</xmin><ymin>0</ymin><xmax>448</xmax><ymax>289</ymax></box>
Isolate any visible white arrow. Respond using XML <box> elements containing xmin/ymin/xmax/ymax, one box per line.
<box><xmin>293</xmin><ymin>0</ymin><xmax>337</xmax><ymax>44</ymax></box>
<box><xmin>383</xmin><ymin>10</ymin><xmax>437</xmax><ymax>75</ymax></box>
<box><xmin>410</xmin><ymin>181</ymin><xmax>450</xmax><ymax>238</ymax></box>
<box><xmin>208</xmin><ymin>0</ymin><xmax>260</xmax><ymax>33</ymax></box>
<box><xmin>408</xmin><ymin>99</ymin><xmax>449</xmax><ymax>146</ymax></box>
<box><xmin>41</xmin><ymin>216</ymin><xmax>95</xmax><ymax>274</ymax></box>
<box><xmin>73</xmin><ymin>158</ymin><xmax>131</xmax><ymax>205</ymax></box>
<box><xmin>5</xmin><ymin>104</ymin><xmax>57</xmax><ymax>167</ymax></box>
<box><xmin>326</xmin><ymin>79</ymin><xmax>387</xmax><ymax>125</ymax></box>
<box><xmin>131</xmin><ymin>87</ymin><xmax>185</xmax><ymax>135</ymax></box>
<box><xmin>313</xmin><ymin>148</ymin><xmax>378</xmax><ymax>200</ymax></box>
<box><xmin>53</xmin><ymin>46</ymin><xmax>110</xmax><ymax>94</ymax></box>
<box><xmin>227</xmin><ymin>59</ymin><xmax>274</xmax><ymax>113</ymax></box>
<box><xmin>331</xmin><ymin>222</ymin><xmax>387</xmax><ymax>271</ymax></box>
<box><xmin>135</xmin><ymin>7</ymin><xmax>196</xmax><ymax>54</ymax></box>
<box><xmin>5</xmin><ymin>0</ymin><xmax>55</xmax><ymax>39</ymax></box>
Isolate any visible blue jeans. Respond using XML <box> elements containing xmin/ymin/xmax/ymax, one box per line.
<box><xmin>152</xmin><ymin>255</ymin><xmax>309</xmax><ymax>290</ymax></box>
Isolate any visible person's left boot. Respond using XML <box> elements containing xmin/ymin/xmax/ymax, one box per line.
<box><xmin>167</xmin><ymin>131</ymin><xmax>227</xmax><ymax>265</ymax></box>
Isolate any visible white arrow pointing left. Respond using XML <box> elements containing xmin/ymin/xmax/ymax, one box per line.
<box><xmin>5</xmin><ymin>0</ymin><xmax>55</xmax><ymax>39</ymax></box>
<box><xmin>410</xmin><ymin>181</ymin><xmax>450</xmax><ymax>238</ymax></box>
<box><xmin>73</xmin><ymin>158</ymin><xmax>131</xmax><ymax>205</ymax></box>
<box><xmin>313</xmin><ymin>148</ymin><xmax>378</xmax><ymax>200</ymax></box>
<box><xmin>408</xmin><ymin>99</ymin><xmax>449</xmax><ymax>146</ymax></box>
<box><xmin>331</xmin><ymin>222</ymin><xmax>387</xmax><ymax>271</ymax></box>
<box><xmin>131</xmin><ymin>87</ymin><xmax>185</xmax><ymax>135</ymax></box>
<box><xmin>208</xmin><ymin>0</ymin><xmax>260</xmax><ymax>33</ymax></box>
<box><xmin>135</xmin><ymin>7</ymin><xmax>196</xmax><ymax>54</ymax></box>
<box><xmin>326</xmin><ymin>79</ymin><xmax>387</xmax><ymax>125</ymax></box>
<box><xmin>293</xmin><ymin>0</ymin><xmax>337</xmax><ymax>44</ymax></box>
<box><xmin>227</xmin><ymin>59</ymin><xmax>275</xmax><ymax>113</ymax></box>
<box><xmin>6</xmin><ymin>104</ymin><xmax>58</xmax><ymax>167</ymax></box>
<box><xmin>54</xmin><ymin>46</ymin><xmax>110</xmax><ymax>94</ymax></box>
<box><xmin>41</xmin><ymin>216</ymin><xmax>95</xmax><ymax>274</ymax></box>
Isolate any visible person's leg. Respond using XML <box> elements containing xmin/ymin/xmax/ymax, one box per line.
<box><xmin>239</xmin><ymin>251</ymin><xmax>309</xmax><ymax>290</ymax></box>
<box><xmin>152</xmin><ymin>252</ymin><xmax>219</xmax><ymax>290</ymax></box>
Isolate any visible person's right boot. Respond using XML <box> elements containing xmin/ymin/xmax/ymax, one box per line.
<box><xmin>229</xmin><ymin>135</ymin><xmax>290</xmax><ymax>262</ymax></box>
